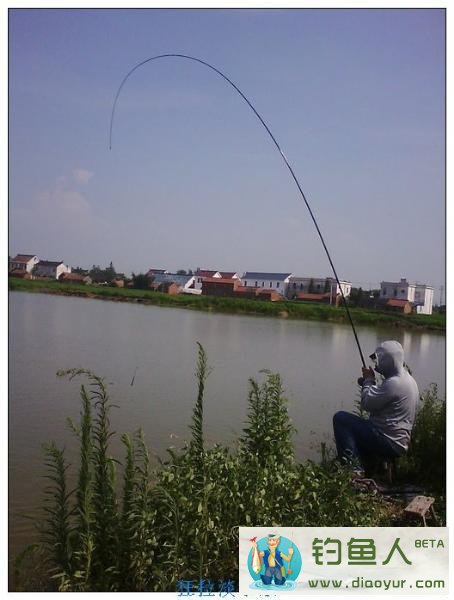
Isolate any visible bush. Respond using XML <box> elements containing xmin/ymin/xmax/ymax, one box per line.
<box><xmin>398</xmin><ymin>384</ymin><xmax>446</xmax><ymax>494</ymax></box>
<box><xmin>17</xmin><ymin>348</ymin><xmax>405</xmax><ymax>591</ymax></box>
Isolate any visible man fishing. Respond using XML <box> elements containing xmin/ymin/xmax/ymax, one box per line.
<box><xmin>333</xmin><ymin>340</ymin><xmax>419</xmax><ymax>477</ymax></box>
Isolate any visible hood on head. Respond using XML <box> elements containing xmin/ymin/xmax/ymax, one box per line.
<box><xmin>372</xmin><ymin>340</ymin><xmax>404</xmax><ymax>376</ymax></box>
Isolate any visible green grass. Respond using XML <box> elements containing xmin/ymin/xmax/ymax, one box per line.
<box><xmin>11</xmin><ymin>347</ymin><xmax>445</xmax><ymax>592</ymax></box>
<box><xmin>9</xmin><ymin>277</ymin><xmax>445</xmax><ymax>331</ymax></box>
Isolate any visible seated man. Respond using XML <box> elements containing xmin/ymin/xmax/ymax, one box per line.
<box><xmin>333</xmin><ymin>340</ymin><xmax>419</xmax><ymax>476</ymax></box>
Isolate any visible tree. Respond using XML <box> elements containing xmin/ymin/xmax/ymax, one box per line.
<box><xmin>348</xmin><ymin>287</ymin><xmax>364</xmax><ymax>307</ymax></box>
<box><xmin>176</xmin><ymin>269</ymin><xmax>187</xmax><ymax>275</ymax></box>
<box><xmin>72</xmin><ymin>266</ymin><xmax>88</xmax><ymax>274</ymax></box>
<box><xmin>323</xmin><ymin>278</ymin><xmax>331</xmax><ymax>293</ymax></box>
<box><xmin>105</xmin><ymin>262</ymin><xmax>116</xmax><ymax>282</ymax></box>
<box><xmin>89</xmin><ymin>263</ymin><xmax>118</xmax><ymax>284</ymax></box>
<box><xmin>308</xmin><ymin>278</ymin><xmax>315</xmax><ymax>293</ymax></box>
<box><xmin>89</xmin><ymin>265</ymin><xmax>104</xmax><ymax>283</ymax></box>
<box><xmin>132</xmin><ymin>273</ymin><xmax>152</xmax><ymax>289</ymax></box>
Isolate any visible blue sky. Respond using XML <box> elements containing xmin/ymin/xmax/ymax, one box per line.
<box><xmin>9</xmin><ymin>8</ymin><xmax>445</xmax><ymax>291</ymax></box>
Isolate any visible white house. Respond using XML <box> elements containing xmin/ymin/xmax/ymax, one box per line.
<box><xmin>9</xmin><ymin>254</ymin><xmax>39</xmax><ymax>273</ymax></box>
<box><xmin>241</xmin><ymin>272</ymin><xmax>292</xmax><ymax>295</ymax></box>
<box><xmin>287</xmin><ymin>276</ymin><xmax>352</xmax><ymax>300</ymax></box>
<box><xmin>36</xmin><ymin>260</ymin><xmax>71</xmax><ymax>280</ymax></box>
<box><xmin>381</xmin><ymin>278</ymin><xmax>416</xmax><ymax>302</ymax></box>
<box><xmin>380</xmin><ymin>278</ymin><xmax>434</xmax><ymax>315</ymax></box>
<box><xmin>414</xmin><ymin>285</ymin><xmax>434</xmax><ymax>315</ymax></box>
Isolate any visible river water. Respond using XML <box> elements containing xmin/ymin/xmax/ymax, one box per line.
<box><xmin>9</xmin><ymin>291</ymin><xmax>445</xmax><ymax>556</ymax></box>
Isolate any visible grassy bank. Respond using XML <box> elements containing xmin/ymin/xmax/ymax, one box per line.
<box><xmin>12</xmin><ymin>347</ymin><xmax>445</xmax><ymax>592</ymax></box>
<box><xmin>9</xmin><ymin>277</ymin><xmax>445</xmax><ymax>331</ymax></box>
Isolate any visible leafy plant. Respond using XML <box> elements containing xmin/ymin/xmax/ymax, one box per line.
<box><xmin>40</xmin><ymin>442</ymin><xmax>74</xmax><ymax>589</ymax></box>
<box><xmin>15</xmin><ymin>347</ymin><xmax>442</xmax><ymax>592</ymax></box>
<box><xmin>241</xmin><ymin>371</ymin><xmax>295</xmax><ymax>466</ymax></box>
<box><xmin>398</xmin><ymin>384</ymin><xmax>446</xmax><ymax>494</ymax></box>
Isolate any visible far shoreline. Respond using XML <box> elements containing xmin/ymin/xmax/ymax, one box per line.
<box><xmin>9</xmin><ymin>278</ymin><xmax>446</xmax><ymax>333</ymax></box>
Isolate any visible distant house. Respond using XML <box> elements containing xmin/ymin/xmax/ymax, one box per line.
<box><xmin>381</xmin><ymin>278</ymin><xmax>415</xmax><ymax>302</ymax></box>
<box><xmin>295</xmin><ymin>292</ymin><xmax>331</xmax><ymax>303</ymax></box>
<box><xmin>256</xmin><ymin>289</ymin><xmax>282</xmax><ymax>302</ymax></box>
<box><xmin>150</xmin><ymin>272</ymin><xmax>196</xmax><ymax>294</ymax></box>
<box><xmin>385</xmin><ymin>298</ymin><xmax>413</xmax><ymax>314</ymax></box>
<box><xmin>231</xmin><ymin>285</ymin><xmax>283</xmax><ymax>302</ymax></box>
<box><xmin>194</xmin><ymin>269</ymin><xmax>221</xmax><ymax>290</ymax></box>
<box><xmin>232</xmin><ymin>285</ymin><xmax>258</xmax><ymax>300</ymax></box>
<box><xmin>287</xmin><ymin>276</ymin><xmax>352</xmax><ymax>300</ymax></box>
<box><xmin>9</xmin><ymin>269</ymin><xmax>33</xmax><ymax>279</ymax></box>
<box><xmin>219</xmin><ymin>271</ymin><xmax>240</xmax><ymax>281</ymax></box>
<box><xmin>150</xmin><ymin>280</ymin><xmax>180</xmax><ymax>295</ymax></box>
<box><xmin>413</xmin><ymin>285</ymin><xmax>435</xmax><ymax>315</ymax></box>
<box><xmin>35</xmin><ymin>260</ymin><xmax>71</xmax><ymax>280</ymax></box>
<box><xmin>9</xmin><ymin>254</ymin><xmax>39</xmax><ymax>273</ymax></box>
<box><xmin>241</xmin><ymin>272</ymin><xmax>292</xmax><ymax>295</ymax></box>
<box><xmin>380</xmin><ymin>278</ymin><xmax>434</xmax><ymax>315</ymax></box>
<box><xmin>202</xmin><ymin>277</ymin><xmax>239</xmax><ymax>297</ymax></box>
<box><xmin>59</xmin><ymin>272</ymin><xmax>92</xmax><ymax>285</ymax></box>
<box><xmin>146</xmin><ymin>268</ymin><xmax>169</xmax><ymax>277</ymax></box>
<box><xmin>201</xmin><ymin>276</ymin><xmax>283</xmax><ymax>302</ymax></box>
<box><xmin>110</xmin><ymin>278</ymin><xmax>125</xmax><ymax>288</ymax></box>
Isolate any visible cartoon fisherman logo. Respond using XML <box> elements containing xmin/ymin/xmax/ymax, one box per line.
<box><xmin>247</xmin><ymin>532</ymin><xmax>301</xmax><ymax>590</ymax></box>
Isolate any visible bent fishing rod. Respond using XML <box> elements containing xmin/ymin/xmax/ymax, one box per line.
<box><xmin>109</xmin><ymin>53</ymin><xmax>366</xmax><ymax>368</ymax></box>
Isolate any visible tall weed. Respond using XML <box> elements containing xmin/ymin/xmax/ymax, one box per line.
<box><xmin>398</xmin><ymin>384</ymin><xmax>446</xmax><ymax>493</ymax></box>
<box><xmin>20</xmin><ymin>346</ymin><xmax>441</xmax><ymax>592</ymax></box>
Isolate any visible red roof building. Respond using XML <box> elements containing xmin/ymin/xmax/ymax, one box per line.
<box><xmin>195</xmin><ymin>269</ymin><xmax>220</xmax><ymax>278</ymax></box>
<box><xmin>59</xmin><ymin>272</ymin><xmax>92</xmax><ymax>284</ymax></box>
<box><xmin>194</xmin><ymin>269</ymin><xmax>221</xmax><ymax>290</ymax></box>
<box><xmin>9</xmin><ymin>254</ymin><xmax>39</xmax><ymax>273</ymax></box>
<box><xmin>385</xmin><ymin>298</ymin><xmax>413</xmax><ymax>314</ymax></box>
<box><xmin>11</xmin><ymin>254</ymin><xmax>36</xmax><ymax>262</ymax></box>
<box><xmin>219</xmin><ymin>271</ymin><xmax>240</xmax><ymax>280</ymax></box>
<box><xmin>202</xmin><ymin>277</ymin><xmax>240</xmax><ymax>297</ymax></box>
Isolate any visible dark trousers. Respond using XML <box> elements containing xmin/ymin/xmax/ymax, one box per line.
<box><xmin>333</xmin><ymin>411</ymin><xmax>400</xmax><ymax>470</ymax></box>
<box><xmin>260</xmin><ymin>565</ymin><xmax>285</xmax><ymax>586</ymax></box>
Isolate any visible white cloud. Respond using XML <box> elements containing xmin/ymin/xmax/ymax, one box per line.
<box><xmin>72</xmin><ymin>168</ymin><xmax>94</xmax><ymax>185</ymax></box>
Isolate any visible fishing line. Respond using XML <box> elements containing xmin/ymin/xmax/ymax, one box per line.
<box><xmin>109</xmin><ymin>53</ymin><xmax>366</xmax><ymax>367</ymax></box>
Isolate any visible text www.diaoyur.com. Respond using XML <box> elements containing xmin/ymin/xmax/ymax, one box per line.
<box><xmin>306</xmin><ymin>577</ymin><xmax>445</xmax><ymax>590</ymax></box>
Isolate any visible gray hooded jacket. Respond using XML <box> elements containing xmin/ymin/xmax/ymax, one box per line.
<box><xmin>361</xmin><ymin>340</ymin><xmax>419</xmax><ymax>454</ymax></box>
